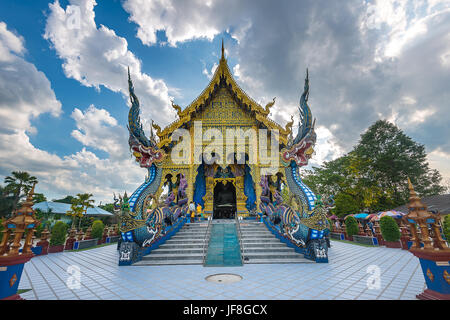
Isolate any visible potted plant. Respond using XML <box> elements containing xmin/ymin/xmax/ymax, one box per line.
<box><xmin>380</xmin><ymin>216</ymin><xmax>401</xmax><ymax>248</ymax></box>
<box><xmin>48</xmin><ymin>221</ymin><xmax>67</xmax><ymax>253</ymax></box>
<box><xmin>344</xmin><ymin>216</ymin><xmax>359</xmax><ymax>241</ymax></box>
<box><xmin>91</xmin><ymin>220</ymin><xmax>104</xmax><ymax>245</ymax></box>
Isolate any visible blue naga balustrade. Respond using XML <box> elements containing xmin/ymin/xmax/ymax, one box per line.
<box><xmin>119</xmin><ymin>215</ymin><xmax>188</xmax><ymax>266</ymax></box>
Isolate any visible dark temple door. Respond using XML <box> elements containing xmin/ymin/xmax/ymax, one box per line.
<box><xmin>213</xmin><ymin>181</ymin><xmax>237</xmax><ymax>219</ymax></box>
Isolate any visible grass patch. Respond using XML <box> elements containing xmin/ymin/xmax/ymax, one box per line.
<box><xmin>67</xmin><ymin>242</ymin><xmax>117</xmax><ymax>252</ymax></box>
<box><xmin>17</xmin><ymin>289</ymin><xmax>32</xmax><ymax>294</ymax></box>
<box><xmin>331</xmin><ymin>239</ymin><xmax>377</xmax><ymax>247</ymax></box>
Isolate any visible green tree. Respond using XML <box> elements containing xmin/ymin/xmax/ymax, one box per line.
<box><xmin>75</xmin><ymin>193</ymin><xmax>94</xmax><ymax>229</ymax></box>
<box><xmin>354</xmin><ymin>120</ymin><xmax>445</xmax><ymax>208</ymax></box>
<box><xmin>0</xmin><ymin>217</ymin><xmax>3</xmax><ymax>242</ymax></box>
<box><xmin>379</xmin><ymin>216</ymin><xmax>401</xmax><ymax>242</ymax></box>
<box><xmin>344</xmin><ymin>216</ymin><xmax>359</xmax><ymax>237</ymax></box>
<box><xmin>333</xmin><ymin>193</ymin><xmax>360</xmax><ymax>217</ymax></box>
<box><xmin>91</xmin><ymin>220</ymin><xmax>104</xmax><ymax>239</ymax></box>
<box><xmin>50</xmin><ymin>221</ymin><xmax>67</xmax><ymax>246</ymax></box>
<box><xmin>443</xmin><ymin>215</ymin><xmax>450</xmax><ymax>241</ymax></box>
<box><xmin>99</xmin><ymin>203</ymin><xmax>114</xmax><ymax>213</ymax></box>
<box><xmin>301</xmin><ymin>120</ymin><xmax>445</xmax><ymax>213</ymax></box>
<box><xmin>53</xmin><ymin>195</ymin><xmax>75</xmax><ymax>204</ymax></box>
<box><xmin>32</xmin><ymin>193</ymin><xmax>47</xmax><ymax>204</ymax></box>
<box><xmin>66</xmin><ymin>201</ymin><xmax>84</xmax><ymax>228</ymax></box>
<box><xmin>4</xmin><ymin>171</ymin><xmax>38</xmax><ymax>213</ymax></box>
<box><xmin>0</xmin><ymin>185</ymin><xmax>14</xmax><ymax>217</ymax></box>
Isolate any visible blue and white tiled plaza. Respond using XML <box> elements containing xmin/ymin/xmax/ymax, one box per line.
<box><xmin>18</xmin><ymin>240</ymin><xmax>426</xmax><ymax>300</ymax></box>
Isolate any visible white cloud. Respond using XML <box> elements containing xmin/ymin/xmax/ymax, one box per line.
<box><xmin>362</xmin><ymin>0</ymin><xmax>450</xmax><ymax>61</ymax></box>
<box><xmin>304</xmin><ymin>126</ymin><xmax>345</xmax><ymax>169</ymax></box>
<box><xmin>0</xmin><ymin>21</ymin><xmax>145</xmax><ymax>204</ymax></box>
<box><xmin>427</xmin><ymin>147</ymin><xmax>450</xmax><ymax>184</ymax></box>
<box><xmin>71</xmin><ymin>105</ymin><xmax>128</xmax><ymax>160</ymax></box>
<box><xmin>202</xmin><ymin>62</ymin><xmax>218</xmax><ymax>79</ymax></box>
<box><xmin>44</xmin><ymin>0</ymin><xmax>176</xmax><ymax>127</ymax></box>
<box><xmin>122</xmin><ymin>0</ymin><xmax>221</xmax><ymax>46</ymax></box>
<box><xmin>0</xmin><ymin>22</ymin><xmax>25</xmax><ymax>62</ymax></box>
<box><xmin>0</xmin><ymin>22</ymin><xmax>61</xmax><ymax>134</ymax></box>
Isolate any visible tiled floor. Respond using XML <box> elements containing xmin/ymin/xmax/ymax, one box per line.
<box><xmin>18</xmin><ymin>240</ymin><xmax>426</xmax><ymax>300</ymax></box>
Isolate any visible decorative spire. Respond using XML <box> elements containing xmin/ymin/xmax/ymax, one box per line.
<box><xmin>221</xmin><ymin>38</ymin><xmax>225</xmax><ymax>60</ymax></box>
<box><xmin>407</xmin><ymin>177</ymin><xmax>428</xmax><ymax>214</ymax></box>
<box><xmin>19</xmin><ymin>182</ymin><xmax>36</xmax><ymax>215</ymax></box>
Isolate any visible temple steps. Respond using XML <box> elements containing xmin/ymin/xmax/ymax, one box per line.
<box><xmin>239</xmin><ymin>222</ymin><xmax>313</xmax><ymax>264</ymax></box>
<box><xmin>133</xmin><ymin>222</ymin><xmax>209</xmax><ymax>266</ymax></box>
<box><xmin>133</xmin><ymin>221</ymin><xmax>313</xmax><ymax>266</ymax></box>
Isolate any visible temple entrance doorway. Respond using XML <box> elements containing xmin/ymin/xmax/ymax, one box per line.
<box><xmin>213</xmin><ymin>181</ymin><xmax>236</xmax><ymax>219</ymax></box>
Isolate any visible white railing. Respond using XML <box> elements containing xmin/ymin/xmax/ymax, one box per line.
<box><xmin>235</xmin><ymin>213</ymin><xmax>245</xmax><ymax>265</ymax></box>
<box><xmin>202</xmin><ymin>216</ymin><xmax>213</xmax><ymax>266</ymax></box>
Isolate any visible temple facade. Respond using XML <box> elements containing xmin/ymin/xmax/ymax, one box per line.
<box><xmin>119</xmin><ymin>43</ymin><xmax>331</xmax><ymax>263</ymax></box>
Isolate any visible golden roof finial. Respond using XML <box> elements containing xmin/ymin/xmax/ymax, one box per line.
<box><xmin>406</xmin><ymin>178</ymin><xmax>430</xmax><ymax>218</ymax></box>
<box><xmin>22</xmin><ymin>182</ymin><xmax>37</xmax><ymax>211</ymax></box>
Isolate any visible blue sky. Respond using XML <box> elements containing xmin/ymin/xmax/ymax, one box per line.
<box><xmin>0</xmin><ymin>0</ymin><xmax>236</xmax><ymax>158</ymax></box>
<box><xmin>0</xmin><ymin>0</ymin><xmax>449</xmax><ymax>204</ymax></box>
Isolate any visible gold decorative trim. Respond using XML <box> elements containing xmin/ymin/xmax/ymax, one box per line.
<box><xmin>444</xmin><ymin>270</ymin><xmax>450</xmax><ymax>285</ymax></box>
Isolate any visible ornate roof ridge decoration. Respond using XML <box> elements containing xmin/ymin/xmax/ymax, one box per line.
<box><xmin>155</xmin><ymin>41</ymin><xmax>291</xmax><ymax>148</ymax></box>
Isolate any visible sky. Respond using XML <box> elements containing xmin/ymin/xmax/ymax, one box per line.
<box><xmin>0</xmin><ymin>0</ymin><xmax>449</xmax><ymax>205</ymax></box>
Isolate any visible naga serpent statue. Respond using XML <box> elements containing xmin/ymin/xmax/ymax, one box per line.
<box><xmin>119</xmin><ymin>69</ymin><xmax>185</xmax><ymax>258</ymax></box>
<box><xmin>260</xmin><ymin>69</ymin><xmax>332</xmax><ymax>262</ymax></box>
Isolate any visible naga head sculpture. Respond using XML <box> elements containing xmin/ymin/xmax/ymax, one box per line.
<box><xmin>282</xmin><ymin>69</ymin><xmax>317</xmax><ymax>167</ymax></box>
<box><xmin>127</xmin><ymin>68</ymin><xmax>166</xmax><ymax>168</ymax></box>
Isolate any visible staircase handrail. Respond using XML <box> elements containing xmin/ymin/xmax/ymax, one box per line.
<box><xmin>202</xmin><ymin>216</ymin><xmax>213</xmax><ymax>266</ymax></box>
<box><xmin>235</xmin><ymin>212</ymin><xmax>244</xmax><ymax>265</ymax></box>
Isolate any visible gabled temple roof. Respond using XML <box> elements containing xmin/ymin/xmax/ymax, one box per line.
<box><xmin>394</xmin><ymin>194</ymin><xmax>450</xmax><ymax>215</ymax></box>
<box><xmin>153</xmin><ymin>42</ymin><xmax>293</xmax><ymax>148</ymax></box>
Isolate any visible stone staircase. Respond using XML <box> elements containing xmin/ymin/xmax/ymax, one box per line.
<box><xmin>133</xmin><ymin>222</ymin><xmax>209</xmax><ymax>266</ymax></box>
<box><xmin>239</xmin><ymin>221</ymin><xmax>314</xmax><ymax>264</ymax></box>
<box><xmin>133</xmin><ymin>220</ymin><xmax>314</xmax><ymax>266</ymax></box>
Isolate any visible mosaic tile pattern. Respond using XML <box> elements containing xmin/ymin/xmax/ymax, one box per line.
<box><xmin>18</xmin><ymin>240</ymin><xmax>426</xmax><ymax>300</ymax></box>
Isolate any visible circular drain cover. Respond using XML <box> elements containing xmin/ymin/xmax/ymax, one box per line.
<box><xmin>205</xmin><ymin>273</ymin><xmax>243</xmax><ymax>284</ymax></box>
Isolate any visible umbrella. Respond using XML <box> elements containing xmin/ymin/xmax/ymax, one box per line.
<box><xmin>329</xmin><ymin>215</ymin><xmax>338</xmax><ymax>220</ymax></box>
<box><xmin>376</xmin><ymin>210</ymin><xmax>406</xmax><ymax>220</ymax></box>
<box><xmin>366</xmin><ymin>214</ymin><xmax>378</xmax><ymax>220</ymax></box>
<box><xmin>354</xmin><ymin>213</ymin><xmax>369</xmax><ymax>219</ymax></box>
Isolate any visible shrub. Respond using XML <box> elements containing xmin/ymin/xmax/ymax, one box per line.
<box><xmin>443</xmin><ymin>215</ymin><xmax>450</xmax><ymax>241</ymax></box>
<box><xmin>380</xmin><ymin>216</ymin><xmax>401</xmax><ymax>242</ymax></box>
<box><xmin>50</xmin><ymin>221</ymin><xmax>67</xmax><ymax>246</ymax></box>
<box><xmin>344</xmin><ymin>216</ymin><xmax>359</xmax><ymax>237</ymax></box>
<box><xmin>91</xmin><ymin>220</ymin><xmax>104</xmax><ymax>239</ymax></box>
<box><xmin>35</xmin><ymin>224</ymin><xmax>44</xmax><ymax>238</ymax></box>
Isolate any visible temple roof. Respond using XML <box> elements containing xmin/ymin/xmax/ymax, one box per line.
<box><xmin>153</xmin><ymin>42</ymin><xmax>293</xmax><ymax>148</ymax></box>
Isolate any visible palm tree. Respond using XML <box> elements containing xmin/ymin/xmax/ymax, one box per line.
<box><xmin>76</xmin><ymin>193</ymin><xmax>95</xmax><ymax>229</ymax></box>
<box><xmin>67</xmin><ymin>201</ymin><xmax>83</xmax><ymax>229</ymax></box>
<box><xmin>0</xmin><ymin>185</ymin><xmax>15</xmax><ymax>217</ymax></box>
<box><xmin>4</xmin><ymin>171</ymin><xmax>38</xmax><ymax>213</ymax></box>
